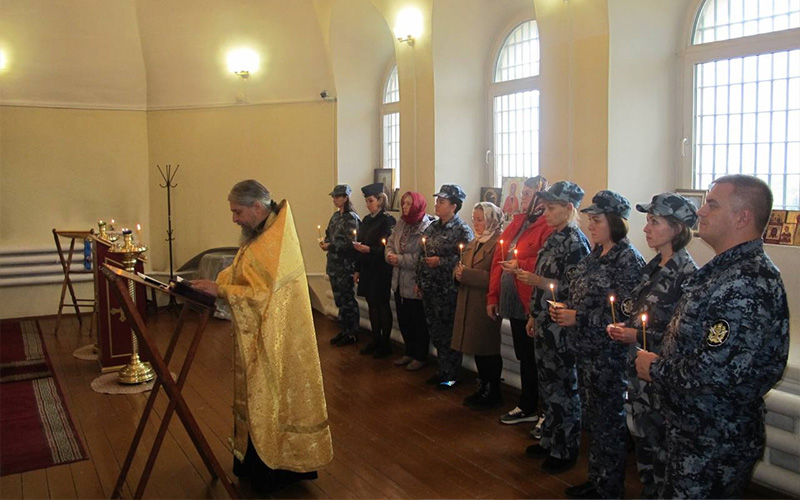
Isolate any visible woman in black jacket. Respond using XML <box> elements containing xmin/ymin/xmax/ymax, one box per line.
<box><xmin>354</xmin><ymin>183</ymin><xmax>397</xmax><ymax>358</ymax></box>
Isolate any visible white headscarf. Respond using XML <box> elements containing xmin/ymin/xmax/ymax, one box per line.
<box><xmin>474</xmin><ymin>202</ymin><xmax>504</xmax><ymax>243</ymax></box>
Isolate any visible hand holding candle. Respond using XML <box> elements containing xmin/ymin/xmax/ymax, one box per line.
<box><xmin>641</xmin><ymin>313</ymin><xmax>648</xmax><ymax>350</ymax></box>
<box><xmin>609</xmin><ymin>295</ymin><xmax>617</xmax><ymax>324</ymax></box>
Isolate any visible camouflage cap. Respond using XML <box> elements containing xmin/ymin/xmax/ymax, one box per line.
<box><xmin>537</xmin><ymin>181</ymin><xmax>585</xmax><ymax>209</ymax></box>
<box><xmin>433</xmin><ymin>184</ymin><xmax>467</xmax><ymax>202</ymax></box>
<box><xmin>329</xmin><ymin>184</ymin><xmax>352</xmax><ymax>196</ymax></box>
<box><xmin>580</xmin><ymin>190</ymin><xmax>632</xmax><ymax>219</ymax></box>
<box><xmin>635</xmin><ymin>192</ymin><xmax>699</xmax><ymax>227</ymax></box>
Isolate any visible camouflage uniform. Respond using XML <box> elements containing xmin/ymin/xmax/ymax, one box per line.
<box><xmin>325</xmin><ymin>209</ymin><xmax>361</xmax><ymax>336</ymax></box>
<box><xmin>530</xmin><ymin>221</ymin><xmax>590</xmax><ymax>460</ymax></box>
<box><xmin>650</xmin><ymin>239</ymin><xmax>789</xmax><ymax>499</ymax></box>
<box><xmin>568</xmin><ymin>189</ymin><xmax>645</xmax><ymax>498</ymax></box>
<box><xmin>416</xmin><ymin>195</ymin><xmax>474</xmax><ymax>382</ymax></box>
<box><xmin>623</xmin><ymin>248</ymin><xmax>696</xmax><ymax>498</ymax></box>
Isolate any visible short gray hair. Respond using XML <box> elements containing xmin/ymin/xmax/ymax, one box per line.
<box><xmin>228</xmin><ymin>179</ymin><xmax>272</xmax><ymax>210</ymax></box>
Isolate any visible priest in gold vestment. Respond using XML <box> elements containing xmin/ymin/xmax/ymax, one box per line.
<box><xmin>193</xmin><ymin>179</ymin><xmax>333</xmax><ymax>493</ymax></box>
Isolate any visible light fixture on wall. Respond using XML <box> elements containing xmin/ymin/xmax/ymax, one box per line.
<box><xmin>394</xmin><ymin>7</ymin><xmax>423</xmax><ymax>46</ymax></box>
<box><xmin>0</xmin><ymin>50</ymin><xmax>7</xmax><ymax>71</ymax></box>
<box><xmin>226</xmin><ymin>48</ymin><xmax>259</xmax><ymax>79</ymax></box>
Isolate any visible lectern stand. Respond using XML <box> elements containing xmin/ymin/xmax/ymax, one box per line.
<box><xmin>52</xmin><ymin>228</ymin><xmax>96</xmax><ymax>336</ymax></box>
<box><xmin>99</xmin><ymin>265</ymin><xmax>239</xmax><ymax>499</ymax></box>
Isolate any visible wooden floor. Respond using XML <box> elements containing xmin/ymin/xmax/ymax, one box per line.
<box><xmin>0</xmin><ymin>310</ymin><xmax>785</xmax><ymax>499</ymax></box>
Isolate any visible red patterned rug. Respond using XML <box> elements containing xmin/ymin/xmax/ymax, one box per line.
<box><xmin>0</xmin><ymin>319</ymin><xmax>88</xmax><ymax>476</ymax></box>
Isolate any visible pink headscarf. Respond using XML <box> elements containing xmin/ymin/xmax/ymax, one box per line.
<box><xmin>401</xmin><ymin>191</ymin><xmax>427</xmax><ymax>224</ymax></box>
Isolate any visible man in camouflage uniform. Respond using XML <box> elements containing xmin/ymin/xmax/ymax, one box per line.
<box><xmin>416</xmin><ymin>184</ymin><xmax>474</xmax><ymax>387</ymax></box>
<box><xmin>321</xmin><ymin>184</ymin><xmax>362</xmax><ymax>345</ymax></box>
<box><xmin>637</xmin><ymin>175</ymin><xmax>790</xmax><ymax>499</ymax></box>
<box><xmin>523</xmin><ymin>181</ymin><xmax>591</xmax><ymax>474</ymax></box>
<box><xmin>619</xmin><ymin>193</ymin><xmax>699</xmax><ymax>498</ymax></box>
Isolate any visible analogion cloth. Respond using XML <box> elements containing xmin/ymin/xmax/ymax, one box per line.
<box><xmin>216</xmin><ymin>200</ymin><xmax>333</xmax><ymax>473</ymax></box>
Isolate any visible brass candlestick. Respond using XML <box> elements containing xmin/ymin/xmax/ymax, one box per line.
<box><xmin>110</xmin><ymin>229</ymin><xmax>155</xmax><ymax>384</ymax></box>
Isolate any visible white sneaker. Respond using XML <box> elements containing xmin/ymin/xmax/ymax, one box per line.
<box><xmin>529</xmin><ymin>414</ymin><xmax>546</xmax><ymax>439</ymax></box>
<box><xmin>499</xmin><ymin>406</ymin><xmax>540</xmax><ymax>425</ymax></box>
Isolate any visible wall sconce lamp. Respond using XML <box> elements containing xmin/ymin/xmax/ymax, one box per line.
<box><xmin>0</xmin><ymin>50</ymin><xmax>7</xmax><ymax>71</ymax></box>
<box><xmin>227</xmin><ymin>48</ymin><xmax>259</xmax><ymax>79</ymax></box>
<box><xmin>394</xmin><ymin>7</ymin><xmax>423</xmax><ymax>46</ymax></box>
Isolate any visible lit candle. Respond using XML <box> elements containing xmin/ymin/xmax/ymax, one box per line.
<box><xmin>422</xmin><ymin>237</ymin><xmax>427</xmax><ymax>257</ymax></box>
<box><xmin>500</xmin><ymin>239</ymin><xmax>505</xmax><ymax>258</ymax></box>
<box><xmin>550</xmin><ymin>283</ymin><xmax>557</xmax><ymax>302</ymax></box>
<box><xmin>641</xmin><ymin>313</ymin><xmax>648</xmax><ymax>351</ymax></box>
<box><xmin>317</xmin><ymin>225</ymin><xmax>322</xmax><ymax>239</ymax></box>
<box><xmin>136</xmin><ymin>223</ymin><xmax>142</xmax><ymax>242</ymax></box>
<box><xmin>609</xmin><ymin>295</ymin><xmax>617</xmax><ymax>324</ymax></box>
<box><xmin>110</xmin><ymin>218</ymin><xmax>116</xmax><ymax>230</ymax></box>
<box><xmin>382</xmin><ymin>238</ymin><xmax>387</xmax><ymax>246</ymax></box>
<box><xmin>352</xmin><ymin>229</ymin><xmax>358</xmax><ymax>241</ymax></box>
<box><xmin>459</xmin><ymin>243</ymin><xmax>464</xmax><ymax>264</ymax></box>
<box><xmin>513</xmin><ymin>248</ymin><xmax>518</xmax><ymax>260</ymax></box>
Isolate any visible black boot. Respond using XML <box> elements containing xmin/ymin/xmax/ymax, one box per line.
<box><xmin>372</xmin><ymin>333</ymin><xmax>392</xmax><ymax>359</ymax></box>
<box><xmin>359</xmin><ymin>340</ymin><xmax>377</xmax><ymax>355</ymax></box>
<box><xmin>462</xmin><ymin>379</ymin><xmax>485</xmax><ymax>407</ymax></box>
<box><xmin>466</xmin><ymin>379</ymin><xmax>503</xmax><ymax>410</ymax></box>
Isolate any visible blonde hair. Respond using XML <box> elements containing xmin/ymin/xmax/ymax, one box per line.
<box><xmin>374</xmin><ymin>192</ymin><xmax>388</xmax><ymax>210</ymax></box>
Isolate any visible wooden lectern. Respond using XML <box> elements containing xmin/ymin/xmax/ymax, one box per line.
<box><xmin>100</xmin><ymin>264</ymin><xmax>239</xmax><ymax>499</ymax></box>
<box><xmin>93</xmin><ymin>236</ymin><xmax>148</xmax><ymax>371</ymax></box>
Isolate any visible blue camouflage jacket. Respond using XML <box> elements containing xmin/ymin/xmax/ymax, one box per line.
<box><xmin>416</xmin><ymin>214</ymin><xmax>474</xmax><ymax>296</ymax></box>
<box><xmin>530</xmin><ymin>222</ymin><xmax>591</xmax><ymax>347</ymax></box>
<box><xmin>650</xmin><ymin>239</ymin><xmax>789</xmax><ymax>430</ymax></box>
<box><xmin>324</xmin><ymin>210</ymin><xmax>361</xmax><ymax>275</ymax></box>
<box><xmin>567</xmin><ymin>238</ymin><xmax>645</xmax><ymax>356</ymax></box>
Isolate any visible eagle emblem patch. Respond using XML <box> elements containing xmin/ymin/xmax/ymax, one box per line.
<box><xmin>706</xmin><ymin>320</ymin><xmax>730</xmax><ymax>347</ymax></box>
<box><xmin>620</xmin><ymin>297</ymin><xmax>634</xmax><ymax>317</ymax></box>
<box><xmin>566</xmin><ymin>266</ymin><xmax>579</xmax><ymax>282</ymax></box>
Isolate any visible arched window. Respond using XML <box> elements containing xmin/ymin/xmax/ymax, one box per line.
<box><xmin>381</xmin><ymin>64</ymin><xmax>400</xmax><ymax>186</ymax></box>
<box><xmin>683</xmin><ymin>0</ymin><xmax>800</xmax><ymax>209</ymax></box>
<box><xmin>490</xmin><ymin>19</ymin><xmax>541</xmax><ymax>187</ymax></box>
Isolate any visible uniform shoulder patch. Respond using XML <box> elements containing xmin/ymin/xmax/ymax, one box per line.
<box><xmin>620</xmin><ymin>297</ymin><xmax>634</xmax><ymax>317</ymax></box>
<box><xmin>706</xmin><ymin>319</ymin><xmax>730</xmax><ymax>347</ymax></box>
<box><xmin>566</xmin><ymin>266</ymin><xmax>579</xmax><ymax>282</ymax></box>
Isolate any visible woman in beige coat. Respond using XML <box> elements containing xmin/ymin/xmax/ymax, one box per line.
<box><xmin>451</xmin><ymin>202</ymin><xmax>504</xmax><ymax>410</ymax></box>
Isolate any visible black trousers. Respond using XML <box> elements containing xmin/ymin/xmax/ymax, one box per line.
<box><xmin>366</xmin><ymin>294</ymin><xmax>393</xmax><ymax>344</ymax></box>
<box><xmin>475</xmin><ymin>354</ymin><xmax>503</xmax><ymax>382</ymax></box>
<box><xmin>395</xmin><ymin>293</ymin><xmax>429</xmax><ymax>361</ymax></box>
<box><xmin>510</xmin><ymin>318</ymin><xmax>538</xmax><ymax>414</ymax></box>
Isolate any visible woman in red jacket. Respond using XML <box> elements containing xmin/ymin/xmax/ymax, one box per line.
<box><xmin>487</xmin><ymin>176</ymin><xmax>553</xmax><ymax>426</ymax></box>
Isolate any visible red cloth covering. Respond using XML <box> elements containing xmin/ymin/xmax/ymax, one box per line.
<box><xmin>487</xmin><ymin>213</ymin><xmax>554</xmax><ymax>315</ymax></box>
<box><xmin>400</xmin><ymin>191</ymin><xmax>427</xmax><ymax>224</ymax></box>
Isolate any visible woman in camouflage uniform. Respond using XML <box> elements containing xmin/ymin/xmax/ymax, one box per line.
<box><xmin>320</xmin><ymin>184</ymin><xmax>361</xmax><ymax>346</ymax></box>
<box><xmin>606</xmin><ymin>193</ymin><xmax>698</xmax><ymax>498</ymax></box>
<box><xmin>517</xmin><ymin>181</ymin><xmax>591</xmax><ymax>475</ymax></box>
<box><xmin>416</xmin><ymin>184</ymin><xmax>474</xmax><ymax>389</ymax></box>
<box><xmin>551</xmin><ymin>190</ymin><xmax>645</xmax><ymax>499</ymax></box>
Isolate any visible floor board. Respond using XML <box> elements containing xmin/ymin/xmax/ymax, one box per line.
<box><xmin>0</xmin><ymin>310</ymin><xmax>787</xmax><ymax>499</ymax></box>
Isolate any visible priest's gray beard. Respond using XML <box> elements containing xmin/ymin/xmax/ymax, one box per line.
<box><xmin>240</xmin><ymin>224</ymin><xmax>264</xmax><ymax>245</ymax></box>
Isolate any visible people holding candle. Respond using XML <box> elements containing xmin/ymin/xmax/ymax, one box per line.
<box><xmin>415</xmin><ymin>184</ymin><xmax>474</xmax><ymax>389</ymax></box>
<box><xmin>385</xmin><ymin>191</ymin><xmax>432</xmax><ymax>371</ymax></box>
<box><xmin>353</xmin><ymin>183</ymin><xmax>397</xmax><ymax>358</ymax></box>
<box><xmin>320</xmin><ymin>184</ymin><xmax>361</xmax><ymax>347</ymax></box>
<box><xmin>487</xmin><ymin>176</ymin><xmax>553</xmax><ymax>427</ymax></box>
<box><xmin>605</xmin><ymin>192</ymin><xmax>698</xmax><ymax>498</ymax></box>
<box><xmin>451</xmin><ymin>202</ymin><xmax>504</xmax><ymax>409</ymax></box>
<box><xmin>514</xmin><ymin>181</ymin><xmax>591</xmax><ymax>474</ymax></box>
<box><xmin>549</xmin><ymin>190</ymin><xmax>645</xmax><ymax>499</ymax></box>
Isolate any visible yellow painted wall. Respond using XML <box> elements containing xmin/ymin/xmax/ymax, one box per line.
<box><xmin>145</xmin><ymin>102</ymin><xmax>336</xmax><ymax>277</ymax></box>
<box><xmin>0</xmin><ymin>106</ymin><xmax>149</xmax><ymax>318</ymax></box>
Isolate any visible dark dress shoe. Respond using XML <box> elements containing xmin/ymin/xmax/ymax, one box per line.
<box><xmin>252</xmin><ymin>470</ymin><xmax>318</xmax><ymax>494</ymax></box>
<box><xmin>542</xmin><ymin>455</ymin><xmax>577</xmax><ymax>474</ymax></box>
<box><xmin>565</xmin><ymin>480</ymin><xmax>599</xmax><ymax>499</ymax></box>
<box><xmin>330</xmin><ymin>332</ymin><xmax>346</xmax><ymax>345</ymax></box>
<box><xmin>334</xmin><ymin>334</ymin><xmax>358</xmax><ymax>346</ymax></box>
<box><xmin>372</xmin><ymin>346</ymin><xmax>392</xmax><ymax>359</ymax></box>
<box><xmin>359</xmin><ymin>341</ymin><xmax>376</xmax><ymax>355</ymax></box>
<box><xmin>425</xmin><ymin>374</ymin><xmax>444</xmax><ymax>385</ymax></box>
<box><xmin>525</xmin><ymin>444</ymin><xmax>550</xmax><ymax>459</ymax></box>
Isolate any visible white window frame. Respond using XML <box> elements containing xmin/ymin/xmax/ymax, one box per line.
<box><xmin>679</xmin><ymin>0</ymin><xmax>800</xmax><ymax>207</ymax></box>
<box><xmin>487</xmin><ymin>16</ymin><xmax>542</xmax><ymax>188</ymax></box>
<box><xmin>380</xmin><ymin>62</ymin><xmax>400</xmax><ymax>186</ymax></box>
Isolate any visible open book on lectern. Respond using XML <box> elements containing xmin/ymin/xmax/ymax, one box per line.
<box><xmin>103</xmin><ymin>266</ymin><xmax>217</xmax><ymax>308</ymax></box>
